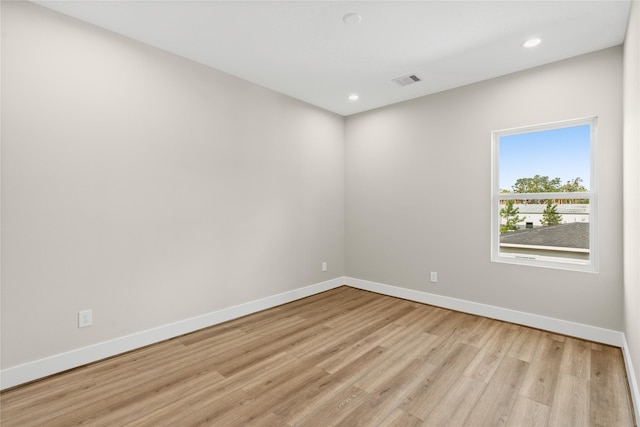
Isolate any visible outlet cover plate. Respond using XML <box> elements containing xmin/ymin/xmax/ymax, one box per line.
<box><xmin>78</xmin><ymin>310</ymin><xmax>92</xmax><ymax>328</ymax></box>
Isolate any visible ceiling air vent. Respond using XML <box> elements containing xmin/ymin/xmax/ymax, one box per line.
<box><xmin>392</xmin><ymin>74</ymin><xmax>422</xmax><ymax>87</ymax></box>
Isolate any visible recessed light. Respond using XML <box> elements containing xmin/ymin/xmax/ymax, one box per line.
<box><xmin>523</xmin><ymin>38</ymin><xmax>542</xmax><ymax>48</ymax></box>
<box><xmin>348</xmin><ymin>94</ymin><xmax>359</xmax><ymax>101</ymax></box>
<box><xmin>343</xmin><ymin>13</ymin><xmax>362</xmax><ymax>25</ymax></box>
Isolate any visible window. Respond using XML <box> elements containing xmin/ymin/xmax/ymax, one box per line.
<box><xmin>491</xmin><ymin>117</ymin><xmax>597</xmax><ymax>272</ymax></box>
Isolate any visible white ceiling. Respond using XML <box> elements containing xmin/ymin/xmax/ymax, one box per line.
<box><xmin>35</xmin><ymin>1</ymin><xmax>631</xmax><ymax>116</ymax></box>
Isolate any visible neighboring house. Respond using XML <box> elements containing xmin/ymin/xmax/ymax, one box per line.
<box><xmin>500</xmin><ymin>222</ymin><xmax>590</xmax><ymax>261</ymax></box>
<box><xmin>504</xmin><ymin>203</ymin><xmax>590</xmax><ymax>227</ymax></box>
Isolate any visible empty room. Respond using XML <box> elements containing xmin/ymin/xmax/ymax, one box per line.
<box><xmin>1</xmin><ymin>0</ymin><xmax>639</xmax><ymax>425</ymax></box>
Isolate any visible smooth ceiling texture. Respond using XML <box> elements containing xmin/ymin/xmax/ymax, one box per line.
<box><xmin>33</xmin><ymin>1</ymin><xmax>632</xmax><ymax>116</ymax></box>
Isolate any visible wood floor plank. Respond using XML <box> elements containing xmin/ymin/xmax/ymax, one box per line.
<box><xmin>336</xmin><ymin>358</ymin><xmax>440</xmax><ymax>426</ymax></box>
<box><xmin>400</xmin><ymin>341</ymin><xmax>479</xmax><ymax>420</ymax></box>
<box><xmin>0</xmin><ymin>373</ymin><xmax>96</xmax><ymax>419</ymax></box>
<box><xmin>463</xmin><ymin>356</ymin><xmax>529</xmax><ymax>426</ymax></box>
<box><xmin>506</xmin><ymin>396</ymin><xmax>551</xmax><ymax>427</ymax></box>
<box><xmin>560</xmin><ymin>336</ymin><xmax>592</xmax><ymax>379</ymax></box>
<box><xmin>519</xmin><ymin>334</ymin><xmax>565</xmax><ymax>406</ymax></box>
<box><xmin>211</xmin><ymin>320</ymin><xmax>324</xmax><ymax>377</ymax></box>
<box><xmin>590</xmin><ymin>345</ymin><xmax>636</xmax><ymax>427</ymax></box>
<box><xmin>548</xmin><ymin>373</ymin><xmax>590</xmax><ymax>427</ymax></box>
<box><xmin>354</xmin><ymin>332</ymin><xmax>439</xmax><ymax>393</ymax></box>
<box><xmin>296</xmin><ymin>305</ymin><xmax>416</xmax><ymax>366</ymax></box>
<box><xmin>292</xmin><ymin>288</ymin><xmax>378</xmax><ymax>321</ymax></box>
<box><xmin>275</xmin><ymin>346</ymin><xmax>391</xmax><ymax>425</ymax></box>
<box><xmin>295</xmin><ymin>385</ymin><xmax>369</xmax><ymax>427</ymax></box>
<box><xmin>317</xmin><ymin>322</ymin><xmax>404</xmax><ymax>374</ymax></box>
<box><xmin>86</xmin><ymin>369</ymin><xmax>226</xmax><ymax>427</ymax></box>
<box><xmin>377</xmin><ymin>408</ymin><xmax>424</xmax><ymax>427</ymax></box>
<box><xmin>421</xmin><ymin>375</ymin><xmax>487</xmax><ymax>426</ymax></box>
<box><xmin>213</xmin><ymin>350</ymin><xmax>298</xmax><ymax>391</ymax></box>
<box><xmin>445</xmin><ymin>310</ymin><xmax>488</xmax><ymax>343</ymax></box>
<box><xmin>417</xmin><ymin>333</ymin><xmax>461</xmax><ymax>366</ymax></box>
<box><xmin>320</xmin><ymin>293</ymin><xmax>394</xmax><ymax>329</ymax></box>
<box><xmin>508</xmin><ymin>325</ymin><xmax>544</xmax><ymax>362</ymax></box>
<box><xmin>132</xmin><ymin>383</ymin><xmax>253</xmax><ymax>426</ymax></box>
<box><xmin>390</xmin><ymin>302</ymin><xmax>438</xmax><ymax>327</ymax></box>
<box><xmin>213</xmin><ymin>366</ymin><xmax>330</xmax><ymax>426</ymax></box>
<box><xmin>126</xmin><ymin>352</ymin><xmax>295</xmax><ymax>426</ymax></box>
<box><xmin>418</xmin><ymin>306</ymin><xmax>458</xmax><ymax>335</ymax></box>
<box><xmin>378</xmin><ymin>319</ymin><xmax>433</xmax><ymax>350</ymax></box>
<box><xmin>464</xmin><ymin>322</ymin><xmax>520</xmax><ymax>383</ymax></box>
<box><xmin>0</xmin><ymin>286</ymin><xmax>634</xmax><ymax>427</ymax></box>
<box><xmin>461</xmin><ymin>316</ymin><xmax>503</xmax><ymax>348</ymax></box>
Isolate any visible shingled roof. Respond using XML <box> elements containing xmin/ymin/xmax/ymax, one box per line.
<box><xmin>500</xmin><ymin>222</ymin><xmax>589</xmax><ymax>249</ymax></box>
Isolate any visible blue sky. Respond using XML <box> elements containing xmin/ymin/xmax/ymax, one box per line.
<box><xmin>499</xmin><ymin>124</ymin><xmax>591</xmax><ymax>191</ymax></box>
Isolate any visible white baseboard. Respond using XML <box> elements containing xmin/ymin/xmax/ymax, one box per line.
<box><xmin>345</xmin><ymin>276</ymin><xmax>625</xmax><ymax>346</ymax></box>
<box><xmin>0</xmin><ymin>277</ymin><xmax>345</xmax><ymax>390</ymax></box>
<box><xmin>621</xmin><ymin>335</ymin><xmax>640</xmax><ymax>424</ymax></box>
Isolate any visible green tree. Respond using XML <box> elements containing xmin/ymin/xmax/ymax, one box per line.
<box><xmin>512</xmin><ymin>175</ymin><xmax>562</xmax><ymax>194</ymax></box>
<box><xmin>559</xmin><ymin>177</ymin><xmax>589</xmax><ymax>203</ymax></box>
<box><xmin>500</xmin><ymin>200</ymin><xmax>525</xmax><ymax>234</ymax></box>
<box><xmin>560</xmin><ymin>177</ymin><xmax>587</xmax><ymax>193</ymax></box>
<box><xmin>540</xmin><ymin>200</ymin><xmax>563</xmax><ymax>226</ymax></box>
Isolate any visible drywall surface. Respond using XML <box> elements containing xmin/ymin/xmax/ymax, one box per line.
<box><xmin>1</xmin><ymin>2</ymin><xmax>344</xmax><ymax>368</ymax></box>
<box><xmin>623</xmin><ymin>0</ymin><xmax>640</xmax><ymax>391</ymax></box>
<box><xmin>345</xmin><ymin>47</ymin><xmax>624</xmax><ymax>330</ymax></box>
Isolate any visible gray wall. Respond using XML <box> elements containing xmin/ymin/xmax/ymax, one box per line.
<box><xmin>1</xmin><ymin>2</ymin><xmax>345</xmax><ymax>368</ymax></box>
<box><xmin>345</xmin><ymin>47</ymin><xmax>623</xmax><ymax>330</ymax></box>
<box><xmin>623</xmin><ymin>0</ymin><xmax>640</xmax><ymax>392</ymax></box>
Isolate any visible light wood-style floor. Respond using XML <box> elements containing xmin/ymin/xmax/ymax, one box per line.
<box><xmin>1</xmin><ymin>286</ymin><xmax>635</xmax><ymax>426</ymax></box>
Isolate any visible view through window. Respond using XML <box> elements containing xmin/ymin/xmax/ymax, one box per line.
<box><xmin>491</xmin><ymin>117</ymin><xmax>597</xmax><ymax>272</ymax></box>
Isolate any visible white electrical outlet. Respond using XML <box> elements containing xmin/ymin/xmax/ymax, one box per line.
<box><xmin>78</xmin><ymin>309</ymin><xmax>92</xmax><ymax>328</ymax></box>
<box><xmin>430</xmin><ymin>272</ymin><xmax>438</xmax><ymax>283</ymax></box>
<box><xmin>322</xmin><ymin>262</ymin><xmax>328</xmax><ymax>272</ymax></box>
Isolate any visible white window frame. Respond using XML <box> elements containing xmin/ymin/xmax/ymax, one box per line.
<box><xmin>491</xmin><ymin>117</ymin><xmax>598</xmax><ymax>272</ymax></box>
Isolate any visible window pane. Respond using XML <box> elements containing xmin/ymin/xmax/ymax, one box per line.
<box><xmin>499</xmin><ymin>124</ymin><xmax>591</xmax><ymax>194</ymax></box>
<box><xmin>498</xmin><ymin>198</ymin><xmax>590</xmax><ymax>263</ymax></box>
